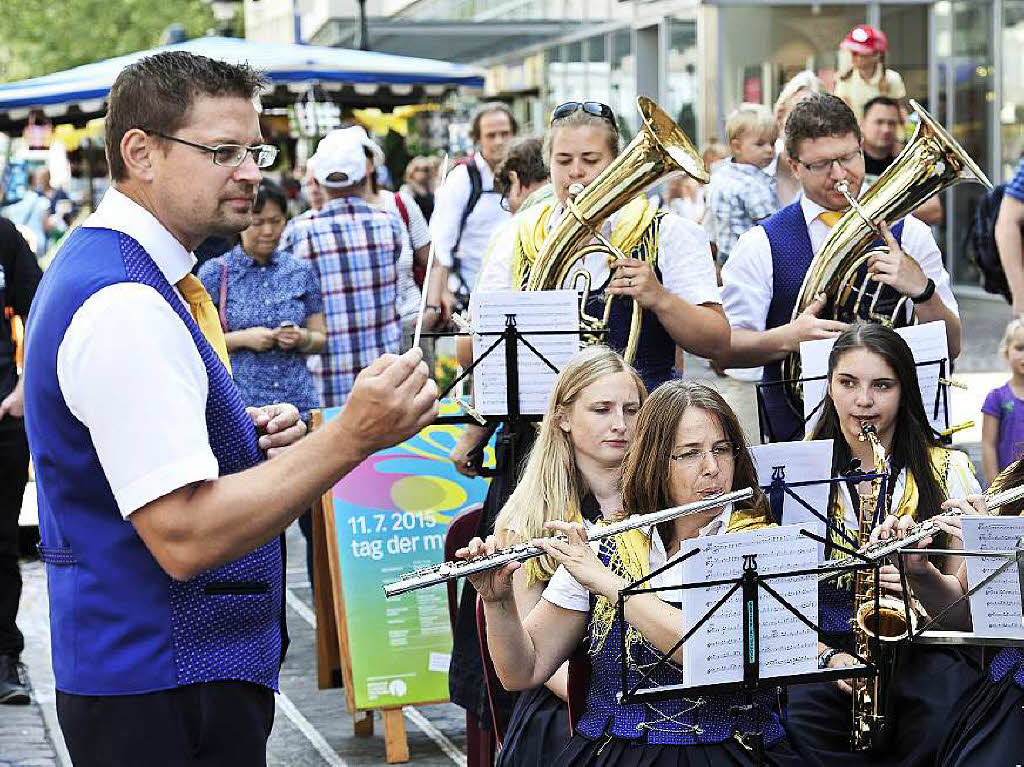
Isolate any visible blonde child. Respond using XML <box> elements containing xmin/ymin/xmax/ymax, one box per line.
<box><xmin>981</xmin><ymin>318</ymin><xmax>1024</xmax><ymax>486</ymax></box>
<box><xmin>705</xmin><ymin>104</ymin><xmax>779</xmax><ymax>264</ymax></box>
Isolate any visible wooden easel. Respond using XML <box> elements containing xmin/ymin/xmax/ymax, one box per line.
<box><xmin>314</xmin><ymin>486</ymin><xmax>411</xmax><ymax>762</ymax></box>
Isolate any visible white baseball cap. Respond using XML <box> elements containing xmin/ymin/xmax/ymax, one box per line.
<box><xmin>334</xmin><ymin>125</ymin><xmax>386</xmax><ymax>169</ymax></box>
<box><xmin>310</xmin><ymin>132</ymin><xmax>368</xmax><ymax>188</ymax></box>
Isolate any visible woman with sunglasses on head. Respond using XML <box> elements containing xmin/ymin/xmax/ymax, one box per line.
<box><xmin>784</xmin><ymin>323</ymin><xmax>981</xmax><ymax>766</ymax></box>
<box><xmin>472</xmin><ymin>100</ymin><xmax>727</xmax><ymax>394</ymax></box>
<box><xmin>465</xmin><ymin>380</ymin><xmax>810</xmax><ymax>767</ymax></box>
<box><xmin>491</xmin><ymin>345</ymin><xmax>645</xmax><ymax>766</ymax></box>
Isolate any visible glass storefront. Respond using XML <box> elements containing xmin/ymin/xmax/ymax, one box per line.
<box><xmin>1002</xmin><ymin>1</ymin><xmax>1024</xmax><ymax>177</ymax></box>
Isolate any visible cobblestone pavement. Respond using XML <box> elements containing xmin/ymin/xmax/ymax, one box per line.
<box><xmin>2</xmin><ymin>294</ymin><xmax>1010</xmax><ymax>766</ymax></box>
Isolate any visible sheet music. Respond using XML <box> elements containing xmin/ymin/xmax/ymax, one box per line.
<box><xmin>800</xmin><ymin>321</ymin><xmax>949</xmax><ymax>435</ymax></box>
<box><xmin>679</xmin><ymin>525</ymin><xmax>818</xmax><ymax>687</ymax></box>
<box><xmin>750</xmin><ymin>440</ymin><xmax>831</xmax><ymax>558</ymax></box>
<box><xmin>470</xmin><ymin>290</ymin><xmax>580</xmax><ymax>416</ymax></box>
<box><xmin>961</xmin><ymin>516</ymin><xmax>1024</xmax><ymax>639</ymax></box>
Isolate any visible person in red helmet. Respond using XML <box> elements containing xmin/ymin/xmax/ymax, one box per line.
<box><xmin>835</xmin><ymin>24</ymin><xmax>906</xmax><ymax>120</ymax></box>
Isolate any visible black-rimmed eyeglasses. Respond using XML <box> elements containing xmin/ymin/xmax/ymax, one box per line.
<box><xmin>796</xmin><ymin>148</ymin><xmax>863</xmax><ymax>175</ymax></box>
<box><xmin>149</xmin><ymin>132</ymin><xmax>279</xmax><ymax>169</ymax></box>
<box><xmin>550</xmin><ymin>101</ymin><xmax>618</xmax><ymax>130</ymax></box>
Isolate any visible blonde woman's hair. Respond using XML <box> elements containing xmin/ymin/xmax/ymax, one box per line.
<box><xmin>999</xmin><ymin>318</ymin><xmax>1024</xmax><ymax>357</ymax></box>
<box><xmin>774</xmin><ymin>71</ymin><xmax>824</xmax><ymax>124</ymax></box>
<box><xmin>543</xmin><ymin>109</ymin><xmax>621</xmax><ymax>161</ymax></box>
<box><xmin>494</xmin><ymin>345</ymin><xmax>646</xmax><ymax>585</ymax></box>
<box><xmin>725</xmin><ymin>103</ymin><xmax>777</xmax><ymax>144</ymax></box>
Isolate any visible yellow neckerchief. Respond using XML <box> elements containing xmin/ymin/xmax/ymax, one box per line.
<box><xmin>827</xmin><ymin>445</ymin><xmax>957</xmax><ymax>560</ymax></box>
<box><xmin>510</xmin><ymin>195</ymin><xmax>660</xmax><ymax>290</ymax></box>
<box><xmin>588</xmin><ymin>502</ymin><xmax>773</xmax><ymax>654</ymax></box>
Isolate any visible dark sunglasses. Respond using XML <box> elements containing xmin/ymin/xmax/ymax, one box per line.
<box><xmin>550</xmin><ymin>101</ymin><xmax>618</xmax><ymax>130</ymax></box>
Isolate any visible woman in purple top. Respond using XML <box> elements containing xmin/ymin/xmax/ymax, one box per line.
<box><xmin>981</xmin><ymin>318</ymin><xmax>1024</xmax><ymax>486</ymax></box>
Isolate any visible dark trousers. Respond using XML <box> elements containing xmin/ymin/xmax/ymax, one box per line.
<box><xmin>57</xmin><ymin>680</ymin><xmax>275</xmax><ymax>767</ymax></box>
<box><xmin>0</xmin><ymin>421</ymin><xmax>28</xmax><ymax>658</ymax></box>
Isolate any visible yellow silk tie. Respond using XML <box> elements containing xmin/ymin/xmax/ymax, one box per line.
<box><xmin>175</xmin><ymin>273</ymin><xmax>233</xmax><ymax>374</ymax></box>
<box><xmin>817</xmin><ymin>210</ymin><xmax>844</xmax><ymax>227</ymax></box>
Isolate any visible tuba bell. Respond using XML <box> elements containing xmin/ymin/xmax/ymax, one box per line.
<box><xmin>780</xmin><ymin>99</ymin><xmax>992</xmax><ymax>413</ymax></box>
<box><xmin>523</xmin><ymin>96</ymin><xmax>708</xmax><ymax>365</ymax></box>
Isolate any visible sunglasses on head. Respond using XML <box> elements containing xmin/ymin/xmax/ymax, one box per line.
<box><xmin>550</xmin><ymin>101</ymin><xmax>618</xmax><ymax>129</ymax></box>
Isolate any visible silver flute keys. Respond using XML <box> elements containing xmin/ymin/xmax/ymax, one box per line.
<box><xmin>382</xmin><ymin>488</ymin><xmax>754</xmax><ymax>598</ymax></box>
<box><xmin>819</xmin><ymin>483</ymin><xmax>1024</xmax><ymax>581</ymax></box>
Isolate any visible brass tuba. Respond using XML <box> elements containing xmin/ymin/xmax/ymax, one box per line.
<box><xmin>523</xmin><ymin>96</ymin><xmax>708</xmax><ymax>365</ymax></box>
<box><xmin>780</xmin><ymin>99</ymin><xmax>992</xmax><ymax>412</ymax></box>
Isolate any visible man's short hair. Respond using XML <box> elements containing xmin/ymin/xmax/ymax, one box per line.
<box><xmin>784</xmin><ymin>92</ymin><xmax>862</xmax><ymax>161</ymax></box>
<box><xmin>725</xmin><ymin>103</ymin><xmax>777</xmax><ymax>144</ymax></box>
<box><xmin>105</xmin><ymin>51</ymin><xmax>266</xmax><ymax>182</ymax></box>
<box><xmin>469</xmin><ymin>102</ymin><xmax>518</xmax><ymax>143</ymax></box>
<box><xmin>862</xmin><ymin>95</ymin><xmax>902</xmax><ymax>119</ymax></box>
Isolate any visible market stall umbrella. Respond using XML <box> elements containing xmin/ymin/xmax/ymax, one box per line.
<box><xmin>0</xmin><ymin>36</ymin><xmax>485</xmax><ymax>131</ymax></box>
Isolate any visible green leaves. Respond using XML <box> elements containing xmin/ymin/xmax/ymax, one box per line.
<box><xmin>0</xmin><ymin>0</ymin><xmax>217</xmax><ymax>82</ymax></box>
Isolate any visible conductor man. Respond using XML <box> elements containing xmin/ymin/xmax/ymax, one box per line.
<box><xmin>22</xmin><ymin>52</ymin><xmax>437</xmax><ymax>766</ymax></box>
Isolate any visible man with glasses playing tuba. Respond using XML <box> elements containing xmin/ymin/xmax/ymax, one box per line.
<box><xmin>716</xmin><ymin>93</ymin><xmax>961</xmax><ymax>441</ymax></box>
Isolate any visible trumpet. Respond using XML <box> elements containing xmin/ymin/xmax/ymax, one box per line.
<box><xmin>382</xmin><ymin>488</ymin><xmax>753</xmax><ymax>598</ymax></box>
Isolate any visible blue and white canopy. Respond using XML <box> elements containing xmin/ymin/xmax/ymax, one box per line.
<box><xmin>0</xmin><ymin>36</ymin><xmax>484</xmax><ymax>128</ymax></box>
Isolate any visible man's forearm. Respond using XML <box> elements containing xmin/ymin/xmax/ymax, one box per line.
<box><xmin>996</xmin><ymin>217</ymin><xmax>1024</xmax><ymax>307</ymax></box>
<box><xmin>716</xmin><ymin>326</ymin><xmax>790</xmax><ymax>368</ymax></box>
<box><xmin>134</xmin><ymin>417</ymin><xmax>371</xmax><ymax>580</ymax></box>
<box><xmin>651</xmin><ymin>294</ymin><xmax>729</xmax><ymax>360</ymax></box>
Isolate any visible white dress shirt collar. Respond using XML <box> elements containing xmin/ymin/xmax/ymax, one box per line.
<box><xmin>649</xmin><ymin>502</ymin><xmax>735</xmax><ymax>560</ymax></box>
<box><xmin>85</xmin><ymin>187</ymin><xmax>197</xmax><ymax>286</ymax></box>
<box><xmin>798</xmin><ymin>193</ymin><xmax>836</xmax><ymax>228</ymax></box>
<box><xmin>473</xmin><ymin>151</ymin><xmax>495</xmax><ymax>187</ymax></box>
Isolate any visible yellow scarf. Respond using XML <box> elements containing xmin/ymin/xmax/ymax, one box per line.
<box><xmin>588</xmin><ymin>503</ymin><xmax>773</xmax><ymax>655</ymax></box>
<box><xmin>510</xmin><ymin>196</ymin><xmax>661</xmax><ymax>290</ymax></box>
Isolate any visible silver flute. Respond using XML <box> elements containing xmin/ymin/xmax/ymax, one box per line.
<box><xmin>819</xmin><ymin>483</ymin><xmax>1024</xmax><ymax>581</ymax></box>
<box><xmin>382</xmin><ymin>487</ymin><xmax>754</xmax><ymax>598</ymax></box>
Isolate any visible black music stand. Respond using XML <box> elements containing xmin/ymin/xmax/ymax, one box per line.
<box><xmin>898</xmin><ymin>535</ymin><xmax>1024</xmax><ymax>648</ymax></box>
<box><xmin>756</xmin><ymin>357</ymin><xmax>954</xmax><ymax>444</ymax></box>
<box><xmin>424</xmin><ymin>314</ymin><xmax>595</xmax><ymax>477</ymax></box>
<box><xmin>616</xmin><ymin>530</ymin><xmax>885</xmax><ymax>765</ymax></box>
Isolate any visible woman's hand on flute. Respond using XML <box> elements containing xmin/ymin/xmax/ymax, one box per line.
<box><xmin>459</xmin><ymin>535</ymin><xmax>518</xmax><ymax>603</ymax></box>
<box><xmin>536</xmin><ymin>521</ymin><xmax>624</xmax><ymax>601</ymax></box>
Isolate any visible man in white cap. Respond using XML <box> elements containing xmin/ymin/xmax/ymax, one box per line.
<box><xmin>281</xmin><ymin>131</ymin><xmax>404</xmax><ymax>407</ymax></box>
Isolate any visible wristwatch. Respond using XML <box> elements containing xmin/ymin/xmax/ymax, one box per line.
<box><xmin>911</xmin><ymin>278</ymin><xmax>936</xmax><ymax>304</ymax></box>
<box><xmin>818</xmin><ymin>647</ymin><xmax>842</xmax><ymax>669</ymax></box>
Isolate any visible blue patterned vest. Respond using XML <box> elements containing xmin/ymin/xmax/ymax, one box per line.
<box><xmin>574</xmin><ymin>538</ymin><xmax>786</xmax><ymax>746</ymax></box>
<box><xmin>760</xmin><ymin>202</ymin><xmax>904</xmax><ymax>441</ymax></box>
<box><xmin>989</xmin><ymin>648</ymin><xmax>1024</xmax><ymax>688</ymax></box>
<box><xmin>23</xmin><ymin>227</ymin><xmax>283</xmax><ymax>696</ymax></box>
<box><xmin>583</xmin><ymin>212</ymin><xmax>676</xmax><ymax>392</ymax></box>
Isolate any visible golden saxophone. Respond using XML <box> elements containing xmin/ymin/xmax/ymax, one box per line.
<box><xmin>850</xmin><ymin>422</ymin><xmax>890</xmax><ymax>751</ymax></box>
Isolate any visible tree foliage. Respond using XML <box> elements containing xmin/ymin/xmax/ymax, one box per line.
<box><xmin>0</xmin><ymin>0</ymin><xmax>217</xmax><ymax>83</ymax></box>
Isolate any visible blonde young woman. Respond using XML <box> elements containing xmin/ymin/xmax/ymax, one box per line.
<box><xmin>491</xmin><ymin>345</ymin><xmax>646</xmax><ymax>766</ymax></box>
<box><xmin>464</xmin><ymin>381</ymin><xmax>808</xmax><ymax>766</ymax></box>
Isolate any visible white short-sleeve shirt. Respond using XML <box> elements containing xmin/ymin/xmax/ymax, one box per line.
<box><xmin>56</xmin><ymin>188</ymin><xmax>219</xmax><ymax>518</ymax></box>
<box><xmin>542</xmin><ymin>504</ymin><xmax>734</xmax><ymax>612</ymax></box>
<box><xmin>721</xmin><ymin>194</ymin><xmax>958</xmax><ymax>333</ymax></box>
<box><xmin>475</xmin><ymin>205</ymin><xmax>721</xmax><ymax>309</ymax></box>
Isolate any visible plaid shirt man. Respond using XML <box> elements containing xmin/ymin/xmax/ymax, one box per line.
<box><xmin>280</xmin><ymin>196</ymin><xmax>403</xmax><ymax>407</ymax></box>
<box><xmin>707</xmin><ymin>159</ymin><xmax>779</xmax><ymax>264</ymax></box>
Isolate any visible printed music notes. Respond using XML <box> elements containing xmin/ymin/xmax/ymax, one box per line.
<box><xmin>678</xmin><ymin>526</ymin><xmax>818</xmax><ymax>687</ymax></box>
<box><xmin>961</xmin><ymin>516</ymin><xmax>1024</xmax><ymax>639</ymax></box>
<box><xmin>800</xmin><ymin>321</ymin><xmax>949</xmax><ymax>436</ymax></box>
<box><xmin>469</xmin><ymin>290</ymin><xmax>580</xmax><ymax>416</ymax></box>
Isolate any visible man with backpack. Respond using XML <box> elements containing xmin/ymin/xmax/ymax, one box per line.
<box><xmin>997</xmin><ymin>157</ymin><xmax>1024</xmax><ymax>316</ymax></box>
<box><xmin>429</xmin><ymin>103</ymin><xmax>517</xmax><ymax>313</ymax></box>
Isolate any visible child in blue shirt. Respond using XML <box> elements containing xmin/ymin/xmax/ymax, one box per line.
<box><xmin>982</xmin><ymin>318</ymin><xmax>1024</xmax><ymax>485</ymax></box>
<box><xmin>706</xmin><ymin>103</ymin><xmax>779</xmax><ymax>264</ymax></box>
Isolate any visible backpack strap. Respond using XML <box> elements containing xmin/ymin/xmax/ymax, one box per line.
<box><xmin>450</xmin><ymin>155</ymin><xmax>484</xmax><ymax>295</ymax></box>
<box><xmin>217</xmin><ymin>256</ymin><xmax>228</xmax><ymax>332</ymax></box>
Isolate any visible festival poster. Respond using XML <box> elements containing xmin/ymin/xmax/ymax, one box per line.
<box><xmin>323</xmin><ymin>402</ymin><xmax>493</xmax><ymax>709</ymax></box>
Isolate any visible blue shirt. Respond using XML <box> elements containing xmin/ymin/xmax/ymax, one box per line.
<box><xmin>706</xmin><ymin>158</ymin><xmax>778</xmax><ymax>264</ymax></box>
<box><xmin>198</xmin><ymin>245</ymin><xmax>322</xmax><ymax>418</ymax></box>
<box><xmin>1007</xmin><ymin>158</ymin><xmax>1024</xmax><ymax>203</ymax></box>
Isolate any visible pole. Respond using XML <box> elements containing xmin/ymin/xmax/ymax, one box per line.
<box><xmin>357</xmin><ymin>0</ymin><xmax>370</xmax><ymax>50</ymax></box>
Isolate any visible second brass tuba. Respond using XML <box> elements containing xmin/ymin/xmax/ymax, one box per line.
<box><xmin>780</xmin><ymin>100</ymin><xmax>992</xmax><ymax>412</ymax></box>
<box><xmin>523</xmin><ymin>96</ymin><xmax>708</xmax><ymax>365</ymax></box>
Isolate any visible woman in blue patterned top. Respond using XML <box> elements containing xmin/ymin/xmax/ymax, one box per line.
<box><xmin>198</xmin><ymin>180</ymin><xmax>325</xmax><ymax>423</ymax></box>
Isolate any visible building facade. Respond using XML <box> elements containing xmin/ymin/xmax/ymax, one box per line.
<box><xmin>246</xmin><ymin>0</ymin><xmax>1024</xmax><ymax>291</ymax></box>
